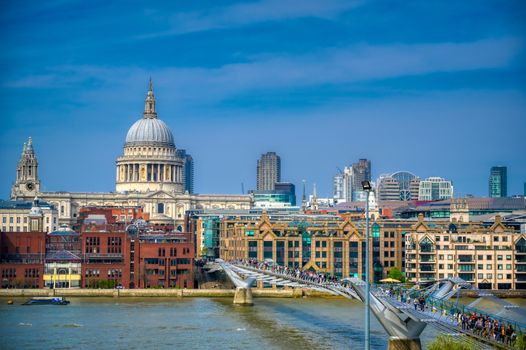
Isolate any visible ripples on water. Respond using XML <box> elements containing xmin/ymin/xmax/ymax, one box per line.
<box><xmin>0</xmin><ymin>297</ymin><xmax>524</xmax><ymax>350</ymax></box>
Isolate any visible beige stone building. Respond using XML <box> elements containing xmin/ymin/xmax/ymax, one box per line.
<box><xmin>405</xmin><ymin>213</ymin><xmax>526</xmax><ymax>289</ymax></box>
<box><xmin>10</xmin><ymin>82</ymin><xmax>252</xmax><ymax>227</ymax></box>
<box><xmin>219</xmin><ymin>211</ymin><xmax>410</xmax><ymax>281</ymax></box>
<box><xmin>0</xmin><ymin>198</ymin><xmax>58</xmax><ymax>233</ymax></box>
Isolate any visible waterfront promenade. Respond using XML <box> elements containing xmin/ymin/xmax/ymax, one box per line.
<box><xmin>0</xmin><ymin>288</ymin><xmax>331</xmax><ymax>298</ymax></box>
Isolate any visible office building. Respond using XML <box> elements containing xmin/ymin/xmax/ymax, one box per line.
<box><xmin>333</xmin><ymin>167</ymin><xmax>353</xmax><ymax>203</ymax></box>
<box><xmin>489</xmin><ymin>166</ymin><xmax>507</xmax><ymax>198</ymax></box>
<box><xmin>256</xmin><ymin>152</ymin><xmax>281</xmax><ymax>191</ymax></box>
<box><xmin>418</xmin><ymin>177</ymin><xmax>453</xmax><ymax>201</ymax></box>
<box><xmin>351</xmin><ymin>159</ymin><xmax>371</xmax><ymax>201</ymax></box>
<box><xmin>377</xmin><ymin>172</ymin><xmax>420</xmax><ymax>201</ymax></box>
<box><xmin>176</xmin><ymin>149</ymin><xmax>194</xmax><ymax>194</ymax></box>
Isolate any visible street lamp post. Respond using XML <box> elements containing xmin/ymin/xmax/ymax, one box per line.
<box><xmin>362</xmin><ymin>180</ymin><xmax>372</xmax><ymax>350</ymax></box>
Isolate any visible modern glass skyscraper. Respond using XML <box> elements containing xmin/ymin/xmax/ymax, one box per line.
<box><xmin>351</xmin><ymin>159</ymin><xmax>371</xmax><ymax>201</ymax></box>
<box><xmin>176</xmin><ymin>149</ymin><xmax>194</xmax><ymax>194</ymax></box>
<box><xmin>489</xmin><ymin>166</ymin><xmax>507</xmax><ymax>198</ymax></box>
<box><xmin>256</xmin><ymin>152</ymin><xmax>281</xmax><ymax>191</ymax></box>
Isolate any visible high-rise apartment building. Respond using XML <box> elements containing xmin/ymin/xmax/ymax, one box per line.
<box><xmin>333</xmin><ymin>167</ymin><xmax>353</xmax><ymax>203</ymax></box>
<box><xmin>333</xmin><ymin>173</ymin><xmax>344</xmax><ymax>202</ymax></box>
<box><xmin>489</xmin><ymin>166</ymin><xmax>507</xmax><ymax>198</ymax></box>
<box><xmin>418</xmin><ymin>177</ymin><xmax>453</xmax><ymax>201</ymax></box>
<box><xmin>351</xmin><ymin>159</ymin><xmax>371</xmax><ymax>201</ymax></box>
<box><xmin>176</xmin><ymin>149</ymin><xmax>194</xmax><ymax>194</ymax></box>
<box><xmin>256</xmin><ymin>152</ymin><xmax>281</xmax><ymax>191</ymax></box>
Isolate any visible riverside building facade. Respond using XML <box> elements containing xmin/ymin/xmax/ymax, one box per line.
<box><xmin>219</xmin><ymin>211</ymin><xmax>410</xmax><ymax>282</ymax></box>
<box><xmin>405</xmin><ymin>214</ymin><xmax>526</xmax><ymax>289</ymax></box>
<box><xmin>1</xmin><ymin>201</ymin><xmax>195</xmax><ymax>289</ymax></box>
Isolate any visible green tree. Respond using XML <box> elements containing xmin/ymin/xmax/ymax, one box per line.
<box><xmin>514</xmin><ymin>333</ymin><xmax>526</xmax><ymax>350</ymax></box>
<box><xmin>387</xmin><ymin>267</ymin><xmax>406</xmax><ymax>283</ymax></box>
<box><xmin>427</xmin><ymin>335</ymin><xmax>477</xmax><ymax>350</ymax></box>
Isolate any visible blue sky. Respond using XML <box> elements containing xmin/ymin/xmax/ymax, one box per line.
<box><xmin>1</xmin><ymin>0</ymin><xmax>525</xmax><ymax>198</ymax></box>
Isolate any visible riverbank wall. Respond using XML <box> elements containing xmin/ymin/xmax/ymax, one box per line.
<box><xmin>0</xmin><ymin>288</ymin><xmax>333</xmax><ymax>298</ymax></box>
<box><xmin>2</xmin><ymin>288</ymin><xmax>524</xmax><ymax>299</ymax></box>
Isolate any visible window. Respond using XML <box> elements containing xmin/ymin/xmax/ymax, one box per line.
<box><xmin>443</xmin><ymin>236</ymin><xmax>449</xmax><ymax>241</ymax></box>
<box><xmin>478</xmin><ymin>273</ymin><xmax>483</xmax><ymax>279</ymax></box>
<box><xmin>494</xmin><ymin>236</ymin><xmax>499</xmax><ymax>242</ymax></box>
<box><xmin>497</xmin><ymin>264</ymin><xmax>503</xmax><ymax>270</ymax></box>
<box><xmin>502</xmin><ymin>236</ymin><xmax>508</xmax><ymax>242</ymax></box>
<box><xmin>478</xmin><ymin>255</ymin><xmax>483</xmax><ymax>260</ymax></box>
<box><xmin>506</xmin><ymin>255</ymin><xmax>511</xmax><ymax>260</ymax></box>
<box><xmin>478</xmin><ymin>264</ymin><xmax>483</xmax><ymax>269</ymax></box>
<box><xmin>487</xmin><ymin>264</ymin><xmax>492</xmax><ymax>269</ymax></box>
<box><xmin>487</xmin><ymin>255</ymin><xmax>492</xmax><ymax>260</ymax></box>
<box><xmin>497</xmin><ymin>274</ymin><xmax>503</xmax><ymax>279</ymax></box>
<box><xmin>16</xmin><ymin>217</ymin><xmax>20</xmax><ymax>223</ymax></box>
<box><xmin>447</xmin><ymin>255</ymin><xmax>453</xmax><ymax>260</ymax></box>
<box><xmin>497</xmin><ymin>255</ymin><xmax>503</xmax><ymax>261</ymax></box>
<box><xmin>487</xmin><ymin>273</ymin><xmax>492</xmax><ymax>279</ymax></box>
<box><xmin>506</xmin><ymin>264</ymin><xmax>511</xmax><ymax>270</ymax></box>
<box><xmin>2</xmin><ymin>217</ymin><xmax>5</xmax><ymax>223</ymax></box>
<box><xmin>157</xmin><ymin>203</ymin><xmax>164</xmax><ymax>214</ymax></box>
<box><xmin>439</xmin><ymin>255</ymin><xmax>444</xmax><ymax>260</ymax></box>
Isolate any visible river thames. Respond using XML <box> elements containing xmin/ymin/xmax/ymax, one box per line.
<box><xmin>0</xmin><ymin>297</ymin><xmax>436</xmax><ymax>350</ymax></box>
<box><xmin>1</xmin><ymin>297</ymin><xmax>525</xmax><ymax>350</ymax></box>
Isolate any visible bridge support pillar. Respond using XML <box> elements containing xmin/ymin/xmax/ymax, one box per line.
<box><xmin>233</xmin><ymin>287</ymin><xmax>253</xmax><ymax>306</ymax></box>
<box><xmin>387</xmin><ymin>337</ymin><xmax>421</xmax><ymax>350</ymax></box>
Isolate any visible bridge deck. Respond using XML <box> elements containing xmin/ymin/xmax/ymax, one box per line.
<box><xmin>374</xmin><ymin>292</ymin><xmax>513</xmax><ymax>350</ymax></box>
<box><xmin>225</xmin><ymin>261</ymin><xmax>517</xmax><ymax>349</ymax></box>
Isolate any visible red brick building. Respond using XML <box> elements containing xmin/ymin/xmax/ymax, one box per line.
<box><xmin>79</xmin><ymin>224</ymin><xmax>194</xmax><ymax>289</ymax></box>
<box><xmin>0</xmin><ymin>231</ymin><xmax>46</xmax><ymax>288</ymax></box>
<box><xmin>81</xmin><ymin>226</ymin><xmax>130</xmax><ymax>288</ymax></box>
<box><xmin>136</xmin><ymin>232</ymin><xmax>194</xmax><ymax>288</ymax></box>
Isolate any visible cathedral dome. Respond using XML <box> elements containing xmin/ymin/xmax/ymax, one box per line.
<box><xmin>125</xmin><ymin>118</ymin><xmax>174</xmax><ymax>147</ymax></box>
<box><xmin>124</xmin><ymin>80</ymin><xmax>175</xmax><ymax>147</ymax></box>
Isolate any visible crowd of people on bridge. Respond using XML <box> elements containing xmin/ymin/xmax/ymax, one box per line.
<box><xmin>381</xmin><ymin>286</ymin><xmax>520</xmax><ymax>347</ymax></box>
<box><xmin>456</xmin><ymin>311</ymin><xmax>517</xmax><ymax>346</ymax></box>
<box><xmin>229</xmin><ymin>258</ymin><xmax>522</xmax><ymax>348</ymax></box>
<box><xmin>239</xmin><ymin>258</ymin><xmax>340</xmax><ymax>286</ymax></box>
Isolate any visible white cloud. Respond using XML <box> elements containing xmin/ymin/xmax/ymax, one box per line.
<box><xmin>139</xmin><ymin>0</ymin><xmax>362</xmax><ymax>38</ymax></box>
<box><xmin>5</xmin><ymin>37</ymin><xmax>522</xmax><ymax>105</ymax></box>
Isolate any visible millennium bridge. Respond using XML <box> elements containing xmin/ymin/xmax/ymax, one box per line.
<box><xmin>212</xmin><ymin>259</ymin><xmax>525</xmax><ymax>350</ymax></box>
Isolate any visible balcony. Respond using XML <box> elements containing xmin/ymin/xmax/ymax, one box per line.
<box><xmin>419</xmin><ymin>264</ymin><xmax>436</xmax><ymax>272</ymax></box>
<box><xmin>420</xmin><ymin>256</ymin><xmax>435</xmax><ymax>263</ymax></box>
<box><xmin>458</xmin><ymin>255</ymin><xmax>474</xmax><ymax>262</ymax></box>
<box><xmin>516</xmin><ymin>256</ymin><xmax>526</xmax><ymax>263</ymax></box>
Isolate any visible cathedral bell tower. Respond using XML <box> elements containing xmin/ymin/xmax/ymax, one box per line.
<box><xmin>11</xmin><ymin>137</ymin><xmax>41</xmax><ymax>199</ymax></box>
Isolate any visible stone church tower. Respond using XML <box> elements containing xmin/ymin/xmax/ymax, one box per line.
<box><xmin>11</xmin><ymin>137</ymin><xmax>40</xmax><ymax>198</ymax></box>
<box><xmin>450</xmin><ymin>197</ymin><xmax>469</xmax><ymax>223</ymax></box>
